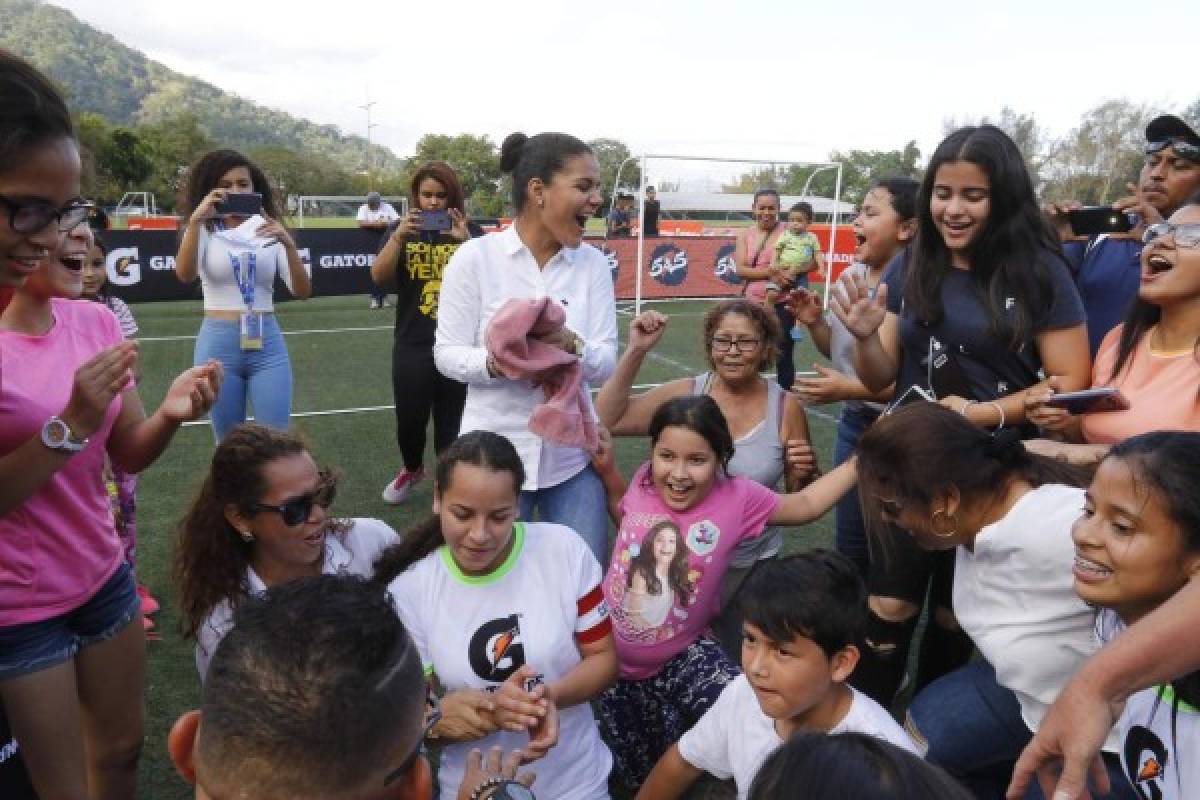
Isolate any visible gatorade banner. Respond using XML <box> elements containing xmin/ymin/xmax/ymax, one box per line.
<box><xmin>99</xmin><ymin>226</ymin><xmax>857</xmax><ymax>304</ymax></box>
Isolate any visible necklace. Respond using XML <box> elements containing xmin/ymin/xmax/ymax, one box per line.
<box><xmin>1149</xmin><ymin>325</ymin><xmax>1197</xmax><ymax>357</ymax></box>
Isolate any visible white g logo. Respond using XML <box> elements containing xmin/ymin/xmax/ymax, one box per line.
<box><xmin>106</xmin><ymin>247</ymin><xmax>141</xmax><ymax>286</ymax></box>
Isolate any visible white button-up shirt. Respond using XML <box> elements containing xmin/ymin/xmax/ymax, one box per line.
<box><xmin>435</xmin><ymin>224</ymin><xmax>618</xmax><ymax>490</ymax></box>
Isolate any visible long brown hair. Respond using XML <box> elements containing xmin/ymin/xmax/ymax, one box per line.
<box><xmin>180</xmin><ymin>148</ymin><xmax>284</xmax><ymax>222</ymax></box>
<box><xmin>173</xmin><ymin>424</ymin><xmax>344</xmax><ymax>640</ymax></box>
<box><xmin>627</xmin><ymin>520</ymin><xmax>693</xmax><ymax>605</ymax></box>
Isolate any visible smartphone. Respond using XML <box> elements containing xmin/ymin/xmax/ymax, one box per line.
<box><xmin>1067</xmin><ymin>207</ymin><xmax>1135</xmax><ymax>237</ymax></box>
<box><xmin>1044</xmin><ymin>387</ymin><xmax>1130</xmax><ymax>415</ymax></box>
<box><xmin>215</xmin><ymin>192</ymin><xmax>263</xmax><ymax>217</ymax></box>
<box><xmin>419</xmin><ymin>209</ymin><xmax>452</xmax><ymax>232</ymax></box>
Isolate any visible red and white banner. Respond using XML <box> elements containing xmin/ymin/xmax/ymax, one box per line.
<box><xmin>590</xmin><ymin>224</ymin><xmax>857</xmax><ymax>301</ymax></box>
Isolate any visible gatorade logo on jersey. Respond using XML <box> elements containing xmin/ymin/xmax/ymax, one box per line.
<box><xmin>648</xmin><ymin>243</ymin><xmax>688</xmax><ymax>286</ymax></box>
<box><xmin>713</xmin><ymin>243</ymin><xmax>741</xmax><ymax>285</ymax></box>
<box><xmin>468</xmin><ymin>614</ymin><xmax>526</xmax><ymax>683</ymax></box>
<box><xmin>1124</xmin><ymin>724</ymin><xmax>1168</xmax><ymax>800</ymax></box>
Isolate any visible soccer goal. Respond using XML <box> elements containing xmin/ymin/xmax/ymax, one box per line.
<box><xmin>606</xmin><ymin>155</ymin><xmax>850</xmax><ymax>316</ymax></box>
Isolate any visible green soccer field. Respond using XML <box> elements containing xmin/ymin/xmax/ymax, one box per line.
<box><xmin>128</xmin><ymin>293</ymin><xmax>843</xmax><ymax>798</ymax></box>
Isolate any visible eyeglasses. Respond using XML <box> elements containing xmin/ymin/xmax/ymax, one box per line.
<box><xmin>0</xmin><ymin>195</ymin><xmax>94</xmax><ymax>234</ymax></box>
<box><xmin>1142</xmin><ymin>222</ymin><xmax>1200</xmax><ymax>249</ymax></box>
<box><xmin>710</xmin><ymin>336</ymin><xmax>761</xmax><ymax>353</ymax></box>
<box><xmin>252</xmin><ymin>471</ymin><xmax>337</xmax><ymax>526</ymax></box>
<box><xmin>383</xmin><ymin>685</ymin><xmax>441</xmax><ymax>786</ymax></box>
<box><xmin>1145</xmin><ymin>139</ymin><xmax>1200</xmax><ymax>162</ymax></box>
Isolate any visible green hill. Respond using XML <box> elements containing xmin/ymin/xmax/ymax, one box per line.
<box><xmin>0</xmin><ymin>0</ymin><xmax>401</xmax><ymax>175</ymax></box>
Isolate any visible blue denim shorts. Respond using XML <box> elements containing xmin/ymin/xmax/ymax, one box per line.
<box><xmin>0</xmin><ymin>562</ymin><xmax>140</xmax><ymax>680</ymax></box>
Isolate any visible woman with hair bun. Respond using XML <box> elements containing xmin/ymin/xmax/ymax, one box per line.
<box><xmin>434</xmin><ymin>132</ymin><xmax>618</xmax><ymax>567</ymax></box>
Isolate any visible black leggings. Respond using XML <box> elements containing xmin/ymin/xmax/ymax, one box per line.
<box><xmin>774</xmin><ymin>301</ymin><xmax>796</xmax><ymax>390</ymax></box>
<box><xmin>391</xmin><ymin>342</ymin><xmax>466</xmax><ymax>470</ymax></box>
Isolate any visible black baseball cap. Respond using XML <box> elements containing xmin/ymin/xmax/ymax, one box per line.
<box><xmin>1146</xmin><ymin>115</ymin><xmax>1200</xmax><ymax>147</ymax></box>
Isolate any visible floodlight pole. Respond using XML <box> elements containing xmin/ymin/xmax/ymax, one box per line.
<box><xmin>359</xmin><ymin>99</ymin><xmax>378</xmax><ymax>192</ymax></box>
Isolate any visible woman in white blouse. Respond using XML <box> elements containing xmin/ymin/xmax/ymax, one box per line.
<box><xmin>175</xmin><ymin>149</ymin><xmax>311</xmax><ymax>442</ymax></box>
<box><xmin>434</xmin><ymin>131</ymin><xmax>617</xmax><ymax>567</ymax></box>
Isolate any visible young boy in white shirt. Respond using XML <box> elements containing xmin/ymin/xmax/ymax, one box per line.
<box><xmin>636</xmin><ymin>550</ymin><xmax>917</xmax><ymax>800</ymax></box>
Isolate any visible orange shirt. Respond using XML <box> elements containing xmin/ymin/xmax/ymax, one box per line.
<box><xmin>1081</xmin><ymin>325</ymin><xmax>1200</xmax><ymax>444</ymax></box>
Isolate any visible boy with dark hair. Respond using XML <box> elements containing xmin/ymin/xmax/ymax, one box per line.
<box><xmin>167</xmin><ymin>575</ymin><xmax>434</xmax><ymax>800</ymax></box>
<box><xmin>636</xmin><ymin>551</ymin><xmax>916</xmax><ymax>800</ymax></box>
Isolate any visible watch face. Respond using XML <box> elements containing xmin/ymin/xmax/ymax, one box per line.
<box><xmin>43</xmin><ymin>417</ymin><xmax>69</xmax><ymax>447</ymax></box>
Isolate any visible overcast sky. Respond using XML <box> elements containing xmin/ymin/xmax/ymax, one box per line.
<box><xmin>52</xmin><ymin>0</ymin><xmax>1195</xmax><ymax>171</ymax></box>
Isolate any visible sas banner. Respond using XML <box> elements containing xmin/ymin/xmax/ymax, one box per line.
<box><xmin>98</xmin><ymin>226</ymin><xmax>857</xmax><ymax>304</ymax></box>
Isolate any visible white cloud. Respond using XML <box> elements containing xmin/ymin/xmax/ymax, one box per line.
<box><xmin>50</xmin><ymin>0</ymin><xmax>1198</xmax><ymax>166</ymax></box>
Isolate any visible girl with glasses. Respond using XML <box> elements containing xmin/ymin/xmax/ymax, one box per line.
<box><xmin>1026</xmin><ymin>193</ymin><xmax>1200</xmax><ymax>464</ymax></box>
<box><xmin>595</xmin><ymin>298</ymin><xmax>817</xmax><ymax>658</ymax></box>
<box><xmin>174</xmin><ymin>424</ymin><xmax>399</xmax><ymax>682</ymax></box>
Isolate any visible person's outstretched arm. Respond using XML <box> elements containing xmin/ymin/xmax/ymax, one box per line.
<box><xmin>1008</xmin><ymin>576</ymin><xmax>1200</xmax><ymax>800</ymax></box>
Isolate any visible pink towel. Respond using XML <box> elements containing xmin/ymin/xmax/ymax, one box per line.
<box><xmin>485</xmin><ymin>297</ymin><xmax>597</xmax><ymax>451</ymax></box>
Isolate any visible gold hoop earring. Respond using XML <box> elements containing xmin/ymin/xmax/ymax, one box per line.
<box><xmin>930</xmin><ymin>509</ymin><xmax>958</xmax><ymax>539</ymax></box>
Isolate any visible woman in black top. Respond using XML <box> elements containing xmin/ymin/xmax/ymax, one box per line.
<box><xmin>372</xmin><ymin>161</ymin><xmax>480</xmax><ymax>504</ymax></box>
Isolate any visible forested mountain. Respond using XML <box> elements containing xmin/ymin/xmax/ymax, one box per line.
<box><xmin>0</xmin><ymin>0</ymin><xmax>400</xmax><ymax>175</ymax></box>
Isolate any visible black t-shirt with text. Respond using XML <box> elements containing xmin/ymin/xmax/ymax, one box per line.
<box><xmin>377</xmin><ymin>223</ymin><xmax>481</xmax><ymax>346</ymax></box>
<box><xmin>882</xmin><ymin>248</ymin><xmax>1085</xmax><ymax>403</ymax></box>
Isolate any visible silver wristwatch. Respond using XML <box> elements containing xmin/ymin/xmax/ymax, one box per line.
<box><xmin>41</xmin><ymin>416</ymin><xmax>88</xmax><ymax>454</ymax></box>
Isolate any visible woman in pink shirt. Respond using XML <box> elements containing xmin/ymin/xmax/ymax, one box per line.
<box><xmin>1027</xmin><ymin>193</ymin><xmax>1200</xmax><ymax>462</ymax></box>
<box><xmin>734</xmin><ymin>189</ymin><xmax>796</xmax><ymax>389</ymax></box>
<box><xmin>0</xmin><ymin>52</ymin><xmax>222</xmax><ymax>798</ymax></box>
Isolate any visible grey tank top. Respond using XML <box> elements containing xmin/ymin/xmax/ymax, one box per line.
<box><xmin>691</xmin><ymin>373</ymin><xmax>785</xmax><ymax>567</ymax></box>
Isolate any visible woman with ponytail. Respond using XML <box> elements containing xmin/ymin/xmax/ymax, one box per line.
<box><xmin>854</xmin><ymin>402</ymin><xmax>1134</xmax><ymax>798</ymax></box>
<box><xmin>377</xmin><ymin>430</ymin><xmax>616</xmax><ymax>800</ymax></box>
<box><xmin>173</xmin><ymin>423</ymin><xmax>398</xmax><ymax>681</ymax></box>
<box><xmin>434</xmin><ymin>132</ymin><xmax>617</xmax><ymax>567</ymax></box>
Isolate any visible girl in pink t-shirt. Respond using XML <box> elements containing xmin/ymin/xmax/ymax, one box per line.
<box><xmin>591</xmin><ymin>395</ymin><xmax>856</xmax><ymax>788</ymax></box>
<box><xmin>0</xmin><ymin>213</ymin><xmax>221</xmax><ymax>795</ymax></box>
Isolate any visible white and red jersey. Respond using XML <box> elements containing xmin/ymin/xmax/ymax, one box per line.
<box><xmin>388</xmin><ymin>521</ymin><xmax>612</xmax><ymax>800</ymax></box>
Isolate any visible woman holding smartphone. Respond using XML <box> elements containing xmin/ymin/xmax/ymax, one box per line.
<box><xmin>1026</xmin><ymin>193</ymin><xmax>1200</xmax><ymax>462</ymax></box>
<box><xmin>175</xmin><ymin>149</ymin><xmax>311</xmax><ymax>442</ymax></box>
<box><xmin>372</xmin><ymin>161</ymin><xmax>480</xmax><ymax>505</ymax></box>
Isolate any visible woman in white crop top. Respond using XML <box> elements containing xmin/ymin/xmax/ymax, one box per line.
<box><xmin>175</xmin><ymin>149</ymin><xmax>311</xmax><ymax>441</ymax></box>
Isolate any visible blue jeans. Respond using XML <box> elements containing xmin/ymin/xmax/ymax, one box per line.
<box><xmin>518</xmin><ymin>464</ymin><xmax>609</xmax><ymax>568</ymax></box>
<box><xmin>194</xmin><ymin>315</ymin><xmax>293</xmax><ymax>442</ymax></box>
<box><xmin>834</xmin><ymin>405</ymin><xmax>879</xmax><ymax>577</ymax></box>
<box><xmin>909</xmin><ymin>661</ymin><xmax>1135</xmax><ymax>799</ymax></box>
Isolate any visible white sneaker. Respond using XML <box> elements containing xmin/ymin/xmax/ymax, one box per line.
<box><xmin>382</xmin><ymin>467</ymin><xmax>425</xmax><ymax>504</ymax></box>
<box><xmin>369</xmin><ymin>297</ymin><xmax>382</xmax><ymax>309</ymax></box>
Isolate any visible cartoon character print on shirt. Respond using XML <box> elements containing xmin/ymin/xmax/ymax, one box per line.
<box><xmin>405</xmin><ymin>240</ymin><xmax>460</xmax><ymax>319</ymax></box>
<box><xmin>1124</xmin><ymin>725</ymin><xmax>1169</xmax><ymax>800</ymax></box>
<box><xmin>608</xmin><ymin>514</ymin><xmax>719</xmax><ymax>644</ymax></box>
<box><xmin>468</xmin><ymin>613</ymin><xmax>526</xmax><ymax>683</ymax></box>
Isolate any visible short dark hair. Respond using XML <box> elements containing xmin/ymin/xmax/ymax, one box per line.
<box><xmin>749</xmin><ymin>732</ymin><xmax>973</xmax><ymax>800</ymax></box>
<box><xmin>647</xmin><ymin>396</ymin><xmax>735</xmax><ymax>476</ymax></box>
<box><xmin>789</xmin><ymin>201</ymin><xmax>814</xmax><ymax>220</ymax></box>
<box><xmin>752</xmin><ymin>188</ymin><xmax>781</xmax><ymax>207</ymax></box>
<box><xmin>198</xmin><ymin>575</ymin><xmax>425</xmax><ymax>799</ymax></box>
<box><xmin>500</xmin><ymin>131</ymin><xmax>592</xmax><ymax>212</ymax></box>
<box><xmin>869</xmin><ymin>177</ymin><xmax>919</xmax><ymax>221</ymax></box>
<box><xmin>737</xmin><ymin>550</ymin><xmax>866</xmax><ymax>658</ymax></box>
<box><xmin>0</xmin><ymin>49</ymin><xmax>74</xmax><ymax>174</ymax></box>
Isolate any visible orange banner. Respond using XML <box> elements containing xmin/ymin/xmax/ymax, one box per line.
<box><xmin>589</xmin><ymin>224</ymin><xmax>857</xmax><ymax>300</ymax></box>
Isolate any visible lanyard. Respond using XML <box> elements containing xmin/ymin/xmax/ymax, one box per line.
<box><xmin>229</xmin><ymin>251</ymin><xmax>257</xmax><ymax>311</ymax></box>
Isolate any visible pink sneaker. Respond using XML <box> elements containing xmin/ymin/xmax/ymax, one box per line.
<box><xmin>137</xmin><ymin>584</ymin><xmax>160</xmax><ymax>616</ymax></box>
<box><xmin>382</xmin><ymin>467</ymin><xmax>425</xmax><ymax>505</ymax></box>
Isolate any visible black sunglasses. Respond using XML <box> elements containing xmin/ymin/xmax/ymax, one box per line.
<box><xmin>383</xmin><ymin>685</ymin><xmax>441</xmax><ymax>786</ymax></box>
<box><xmin>252</xmin><ymin>472</ymin><xmax>337</xmax><ymax>526</ymax></box>
<box><xmin>0</xmin><ymin>195</ymin><xmax>94</xmax><ymax>234</ymax></box>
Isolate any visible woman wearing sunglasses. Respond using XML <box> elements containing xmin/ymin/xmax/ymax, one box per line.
<box><xmin>1026</xmin><ymin>194</ymin><xmax>1200</xmax><ymax>463</ymax></box>
<box><xmin>594</xmin><ymin>298</ymin><xmax>816</xmax><ymax>657</ymax></box>
<box><xmin>174</xmin><ymin>424</ymin><xmax>399</xmax><ymax>681</ymax></box>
